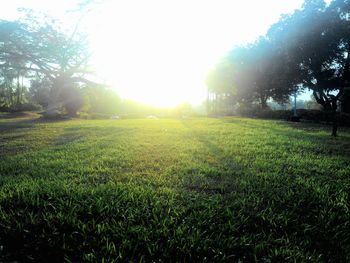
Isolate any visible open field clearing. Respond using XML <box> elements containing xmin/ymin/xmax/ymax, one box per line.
<box><xmin>0</xmin><ymin>114</ymin><xmax>349</xmax><ymax>262</ymax></box>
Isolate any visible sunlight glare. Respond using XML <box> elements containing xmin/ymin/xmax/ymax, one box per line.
<box><xmin>83</xmin><ymin>0</ymin><xmax>304</xmax><ymax>107</ymax></box>
<box><xmin>0</xmin><ymin>0</ymin><xmax>304</xmax><ymax>107</ymax></box>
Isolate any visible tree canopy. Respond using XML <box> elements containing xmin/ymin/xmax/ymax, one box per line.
<box><xmin>207</xmin><ymin>0</ymin><xmax>350</xmax><ymax>135</ymax></box>
<box><xmin>0</xmin><ymin>10</ymin><xmax>94</xmax><ymax>115</ymax></box>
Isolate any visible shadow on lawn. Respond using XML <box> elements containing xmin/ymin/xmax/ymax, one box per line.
<box><xmin>0</xmin><ymin>112</ymin><xmax>33</xmax><ymax>119</ymax></box>
<box><xmin>228</xmin><ymin>119</ymin><xmax>350</xmax><ymax>159</ymax></box>
<box><xmin>281</xmin><ymin>120</ymin><xmax>350</xmax><ymax>136</ymax></box>
<box><xmin>225</xmin><ymin>117</ymin><xmax>350</xmax><ymax>140</ymax></box>
<box><xmin>0</xmin><ymin>118</ymin><xmax>37</xmax><ymax>131</ymax></box>
<box><xmin>181</xmin><ymin>119</ymin><xmax>349</xmax><ymax>262</ymax></box>
<box><xmin>0</xmin><ymin>114</ymin><xmax>75</xmax><ymax>157</ymax></box>
<box><xmin>180</xmin><ymin>120</ymin><xmax>244</xmax><ymax>195</ymax></box>
<box><xmin>0</xmin><ymin>113</ymin><xmax>72</xmax><ymax>131</ymax></box>
<box><xmin>0</xmin><ymin>116</ymin><xmax>39</xmax><ymax>156</ymax></box>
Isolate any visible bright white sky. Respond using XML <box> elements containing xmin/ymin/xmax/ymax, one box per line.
<box><xmin>1</xmin><ymin>0</ymin><xmax>305</xmax><ymax>107</ymax></box>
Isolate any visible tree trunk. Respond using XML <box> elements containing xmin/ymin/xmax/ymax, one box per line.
<box><xmin>8</xmin><ymin>83</ymin><xmax>13</xmax><ymax>107</ymax></box>
<box><xmin>213</xmin><ymin>92</ymin><xmax>217</xmax><ymax>115</ymax></box>
<box><xmin>206</xmin><ymin>89</ymin><xmax>210</xmax><ymax>116</ymax></box>
<box><xmin>332</xmin><ymin>116</ymin><xmax>338</xmax><ymax>137</ymax></box>
<box><xmin>331</xmin><ymin>99</ymin><xmax>338</xmax><ymax>137</ymax></box>
<box><xmin>21</xmin><ymin>75</ymin><xmax>24</xmax><ymax>104</ymax></box>
<box><xmin>16</xmin><ymin>75</ymin><xmax>20</xmax><ymax>106</ymax></box>
<box><xmin>45</xmin><ymin>77</ymin><xmax>62</xmax><ymax>115</ymax></box>
<box><xmin>260</xmin><ymin>97</ymin><xmax>268</xmax><ymax>109</ymax></box>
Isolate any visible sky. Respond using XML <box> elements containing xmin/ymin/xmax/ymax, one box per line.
<box><xmin>1</xmin><ymin>0</ymin><xmax>306</xmax><ymax>107</ymax></box>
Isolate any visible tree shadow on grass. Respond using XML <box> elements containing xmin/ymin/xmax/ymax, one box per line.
<box><xmin>222</xmin><ymin>117</ymin><xmax>350</xmax><ymax>137</ymax></box>
<box><xmin>226</xmin><ymin>117</ymin><xmax>349</xmax><ymax>141</ymax></box>
<box><xmin>53</xmin><ymin>125</ymin><xmax>137</xmax><ymax>148</ymax></box>
<box><xmin>180</xmin><ymin>120</ymin><xmax>245</xmax><ymax>195</ymax></box>
<box><xmin>0</xmin><ymin>117</ymin><xmax>39</xmax><ymax>157</ymax></box>
<box><xmin>0</xmin><ymin>115</ymin><xmax>75</xmax><ymax>158</ymax></box>
<box><xmin>0</xmin><ymin>118</ymin><xmax>37</xmax><ymax>131</ymax></box>
<box><xmin>281</xmin><ymin>120</ymin><xmax>350</xmax><ymax>137</ymax></box>
<box><xmin>0</xmin><ymin>112</ymin><xmax>33</xmax><ymax>119</ymax></box>
<box><xmin>182</xmin><ymin>119</ymin><xmax>349</xmax><ymax>262</ymax></box>
<box><xmin>182</xmin><ymin>118</ymin><xmax>350</xmax><ymax>184</ymax></box>
<box><xmin>240</xmin><ymin>119</ymin><xmax>350</xmax><ymax>156</ymax></box>
<box><xmin>0</xmin><ymin>112</ymin><xmax>90</xmax><ymax>136</ymax></box>
<box><xmin>0</xmin><ymin>113</ymin><xmax>72</xmax><ymax>131</ymax></box>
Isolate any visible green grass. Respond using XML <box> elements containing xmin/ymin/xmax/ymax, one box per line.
<box><xmin>0</xmin><ymin>113</ymin><xmax>349</xmax><ymax>262</ymax></box>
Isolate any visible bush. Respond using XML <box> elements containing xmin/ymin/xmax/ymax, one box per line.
<box><xmin>236</xmin><ymin>104</ymin><xmax>292</xmax><ymax>119</ymax></box>
<box><xmin>40</xmin><ymin>110</ymin><xmax>69</xmax><ymax>120</ymax></box>
<box><xmin>85</xmin><ymin>113</ymin><xmax>113</xmax><ymax>119</ymax></box>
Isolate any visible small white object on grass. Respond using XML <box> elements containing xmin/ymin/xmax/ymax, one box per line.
<box><xmin>146</xmin><ymin>115</ymin><xmax>158</xmax><ymax>119</ymax></box>
<box><xmin>111</xmin><ymin>115</ymin><xmax>120</xmax><ymax>120</ymax></box>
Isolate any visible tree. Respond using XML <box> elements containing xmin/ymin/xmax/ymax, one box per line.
<box><xmin>0</xmin><ymin>20</ymin><xmax>29</xmax><ymax>110</ymax></box>
<box><xmin>206</xmin><ymin>0</ymin><xmax>349</xmax><ymax>135</ymax></box>
<box><xmin>242</xmin><ymin>38</ymin><xmax>299</xmax><ymax>108</ymax></box>
<box><xmin>83</xmin><ymin>85</ymin><xmax>122</xmax><ymax>115</ymax></box>
<box><xmin>207</xmin><ymin>39</ymin><xmax>298</xmax><ymax>112</ymax></box>
<box><xmin>0</xmin><ymin>10</ymin><xmax>95</xmax><ymax>116</ymax></box>
<box><xmin>267</xmin><ymin>0</ymin><xmax>350</xmax><ymax>136</ymax></box>
<box><xmin>206</xmin><ymin>59</ymin><xmax>236</xmax><ymax>115</ymax></box>
<box><xmin>28</xmin><ymin>77</ymin><xmax>51</xmax><ymax>108</ymax></box>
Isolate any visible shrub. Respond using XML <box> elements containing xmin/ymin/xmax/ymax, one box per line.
<box><xmin>236</xmin><ymin>104</ymin><xmax>292</xmax><ymax>120</ymax></box>
<box><xmin>85</xmin><ymin>113</ymin><xmax>113</xmax><ymax>119</ymax></box>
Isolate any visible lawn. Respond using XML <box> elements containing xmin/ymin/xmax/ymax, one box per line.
<box><xmin>0</xmin><ymin>113</ymin><xmax>349</xmax><ymax>262</ymax></box>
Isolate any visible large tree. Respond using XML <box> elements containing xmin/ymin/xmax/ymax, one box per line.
<box><xmin>207</xmin><ymin>39</ymin><xmax>298</xmax><ymax>112</ymax></box>
<box><xmin>268</xmin><ymin>0</ymin><xmax>350</xmax><ymax>135</ymax></box>
<box><xmin>0</xmin><ymin>10</ymin><xmax>95</xmax><ymax>116</ymax></box>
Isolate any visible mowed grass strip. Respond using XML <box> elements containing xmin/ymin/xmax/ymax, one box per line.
<box><xmin>0</xmin><ymin>116</ymin><xmax>349</xmax><ymax>262</ymax></box>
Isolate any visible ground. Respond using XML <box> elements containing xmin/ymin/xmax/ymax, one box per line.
<box><xmin>0</xmin><ymin>112</ymin><xmax>349</xmax><ymax>262</ymax></box>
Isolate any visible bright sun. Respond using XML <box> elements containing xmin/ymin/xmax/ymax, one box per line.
<box><xmin>83</xmin><ymin>0</ymin><xmax>306</xmax><ymax>107</ymax></box>
<box><xmin>0</xmin><ymin>0</ymin><xmax>304</xmax><ymax>107</ymax></box>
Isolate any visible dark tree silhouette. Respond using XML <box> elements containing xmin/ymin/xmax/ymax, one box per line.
<box><xmin>207</xmin><ymin>39</ymin><xmax>298</xmax><ymax>112</ymax></box>
<box><xmin>268</xmin><ymin>0</ymin><xmax>350</xmax><ymax>136</ymax></box>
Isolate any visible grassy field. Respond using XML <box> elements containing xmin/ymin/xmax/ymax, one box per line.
<box><xmin>0</xmin><ymin>113</ymin><xmax>349</xmax><ymax>262</ymax></box>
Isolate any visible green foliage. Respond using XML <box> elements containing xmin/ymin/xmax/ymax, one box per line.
<box><xmin>60</xmin><ymin>85</ymin><xmax>84</xmax><ymax>117</ymax></box>
<box><xmin>28</xmin><ymin>78</ymin><xmax>51</xmax><ymax>108</ymax></box>
<box><xmin>267</xmin><ymin>0</ymin><xmax>349</xmax><ymax>112</ymax></box>
<box><xmin>0</xmin><ymin>10</ymin><xmax>93</xmax><ymax>116</ymax></box>
<box><xmin>236</xmin><ymin>104</ymin><xmax>292</xmax><ymax>120</ymax></box>
<box><xmin>174</xmin><ymin>102</ymin><xmax>194</xmax><ymax>117</ymax></box>
<box><xmin>0</xmin><ymin>115</ymin><xmax>349</xmax><ymax>262</ymax></box>
<box><xmin>207</xmin><ymin>0</ymin><xmax>350</xmax><ymax>135</ymax></box>
<box><xmin>82</xmin><ymin>85</ymin><xmax>122</xmax><ymax>115</ymax></box>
